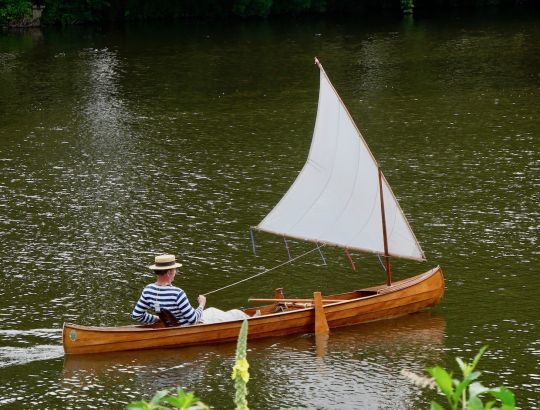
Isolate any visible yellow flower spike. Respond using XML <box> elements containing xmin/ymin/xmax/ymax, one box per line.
<box><xmin>232</xmin><ymin>358</ymin><xmax>250</xmax><ymax>383</ymax></box>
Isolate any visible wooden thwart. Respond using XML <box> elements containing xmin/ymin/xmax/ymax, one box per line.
<box><xmin>249</xmin><ymin>298</ymin><xmax>342</xmax><ymax>304</ymax></box>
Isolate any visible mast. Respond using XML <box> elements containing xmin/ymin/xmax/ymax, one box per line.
<box><xmin>378</xmin><ymin>167</ymin><xmax>392</xmax><ymax>286</ymax></box>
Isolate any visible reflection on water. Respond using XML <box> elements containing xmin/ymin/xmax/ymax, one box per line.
<box><xmin>60</xmin><ymin>313</ymin><xmax>445</xmax><ymax>409</ymax></box>
<box><xmin>61</xmin><ymin>313</ymin><xmax>445</xmax><ymax>408</ymax></box>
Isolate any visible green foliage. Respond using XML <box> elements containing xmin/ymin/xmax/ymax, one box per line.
<box><xmin>122</xmin><ymin>0</ymin><xmax>231</xmax><ymax>20</ymax></box>
<box><xmin>232</xmin><ymin>0</ymin><xmax>327</xmax><ymax>17</ymax></box>
<box><xmin>426</xmin><ymin>346</ymin><xmax>516</xmax><ymax>410</ymax></box>
<box><xmin>5</xmin><ymin>0</ymin><xmax>537</xmax><ymax>25</ymax></box>
<box><xmin>271</xmin><ymin>0</ymin><xmax>318</xmax><ymax>14</ymax></box>
<box><xmin>126</xmin><ymin>388</ymin><xmax>208</xmax><ymax>410</ymax></box>
<box><xmin>231</xmin><ymin>320</ymin><xmax>249</xmax><ymax>410</ymax></box>
<box><xmin>0</xmin><ymin>0</ymin><xmax>31</xmax><ymax>24</ymax></box>
<box><xmin>401</xmin><ymin>0</ymin><xmax>414</xmax><ymax>14</ymax></box>
<box><xmin>36</xmin><ymin>0</ymin><xmax>330</xmax><ymax>23</ymax></box>
<box><xmin>41</xmin><ymin>0</ymin><xmax>109</xmax><ymax>25</ymax></box>
<box><xmin>232</xmin><ymin>0</ymin><xmax>273</xmax><ymax>17</ymax></box>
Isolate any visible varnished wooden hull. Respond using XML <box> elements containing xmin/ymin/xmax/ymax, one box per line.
<box><xmin>63</xmin><ymin>266</ymin><xmax>444</xmax><ymax>355</ymax></box>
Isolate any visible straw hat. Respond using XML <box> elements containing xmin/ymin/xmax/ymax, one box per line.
<box><xmin>149</xmin><ymin>254</ymin><xmax>182</xmax><ymax>270</ymax></box>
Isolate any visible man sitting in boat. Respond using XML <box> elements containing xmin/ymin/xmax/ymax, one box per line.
<box><xmin>131</xmin><ymin>254</ymin><xmax>206</xmax><ymax>326</ymax></box>
<box><xmin>132</xmin><ymin>254</ymin><xmax>248</xmax><ymax>327</ymax></box>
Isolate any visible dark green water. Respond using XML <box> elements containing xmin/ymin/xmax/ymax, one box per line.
<box><xmin>1</xmin><ymin>12</ymin><xmax>539</xmax><ymax>409</ymax></box>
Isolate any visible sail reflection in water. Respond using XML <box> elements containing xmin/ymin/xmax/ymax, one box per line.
<box><xmin>63</xmin><ymin>313</ymin><xmax>445</xmax><ymax>408</ymax></box>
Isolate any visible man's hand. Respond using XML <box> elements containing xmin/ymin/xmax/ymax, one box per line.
<box><xmin>198</xmin><ymin>295</ymin><xmax>207</xmax><ymax>309</ymax></box>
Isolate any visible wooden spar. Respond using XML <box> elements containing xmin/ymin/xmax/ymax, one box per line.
<box><xmin>313</xmin><ymin>291</ymin><xmax>329</xmax><ymax>335</ymax></box>
<box><xmin>378</xmin><ymin>167</ymin><xmax>392</xmax><ymax>286</ymax></box>
<box><xmin>249</xmin><ymin>298</ymin><xmax>343</xmax><ymax>304</ymax></box>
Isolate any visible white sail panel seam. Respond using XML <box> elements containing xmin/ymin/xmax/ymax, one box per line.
<box><xmin>257</xmin><ymin>71</ymin><xmax>331</xmax><ymax>230</ymax></box>
<box><xmin>316</xmin><ymin>100</ymin><xmax>361</xmax><ymax>241</ymax></box>
<box><xmin>348</xmin><ymin>190</ymin><xmax>380</xmax><ymax>251</ymax></box>
<box><xmin>288</xmin><ymin>80</ymin><xmax>341</xmax><ymax>233</ymax></box>
<box><xmin>382</xmin><ymin>173</ymin><xmax>426</xmax><ymax>260</ymax></box>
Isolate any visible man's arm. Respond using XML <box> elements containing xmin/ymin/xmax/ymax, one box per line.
<box><xmin>131</xmin><ymin>289</ymin><xmax>158</xmax><ymax>324</ymax></box>
<box><xmin>176</xmin><ymin>290</ymin><xmax>204</xmax><ymax>325</ymax></box>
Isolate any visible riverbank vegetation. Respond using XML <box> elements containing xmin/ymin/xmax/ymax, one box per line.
<box><xmin>403</xmin><ymin>346</ymin><xmax>516</xmax><ymax>410</ymax></box>
<box><xmin>1</xmin><ymin>0</ymin><xmax>539</xmax><ymax>26</ymax></box>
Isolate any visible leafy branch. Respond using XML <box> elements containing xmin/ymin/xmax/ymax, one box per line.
<box><xmin>403</xmin><ymin>346</ymin><xmax>516</xmax><ymax>410</ymax></box>
<box><xmin>126</xmin><ymin>388</ymin><xmax>208</xmax><ymax>410</ymax></box>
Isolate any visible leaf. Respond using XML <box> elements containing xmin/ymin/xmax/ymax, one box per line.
<box><xmin>162</xmin><ymin>396</ymin><xmax>185</xmax><ymax>408</ymax></box>
<box><xmin>149</xmin><ymin>389</ymin><xmax>171</xmax><ymax>406</ymax></box>
<box><xmin>430</xmin><ymin>402</ymin><xmax>444</xmax><ymax>410</ymax></box>
<box><xmin>484</xmin><ymin>400</ymin><xmax>496</xmax><ymax>409</ymax></box>
<box><xmin>183</xmin><ymin>392</ymin><xmax>196</xmax><ymax>404</ymax></box>
<box><xmin>489</xmin><ymin>387</ymin><xmax>516</xmax><ymax>406</ymax></box>
<box><xmin>456</xmin><ymin>357</ymin><xmax>467</xmax><ymax>373</ymax></box>
<box><xmin>428</xmin><ymin>366</ymin><xmax>454</xmax><ymax>397</ymax></box>
<box><xmin>126</xmin><ymin>402</ymin><xmax>151</xmax><ymax>410</ymax></box>
<box><xmin>468</xmin><ymin>371</ymin><xmax>482</xmax><ymax>382</ymax></box>
<box><xmin>453</xmin><ymin>379</ymin><xmax>470</xmax><ymax>403</ymax></box>
<box><xmin>163</xmin><ymin>395</ymin><xmax>197</xmax><ymax>409</ymax></box>
<box><xmin>467</xmin><ymin>396</ymin><xmax>484</xmax><ymax>410</ymax></box>
<box><xmin>163</xmin><ymin>388</ymin><xmax>204</xmax><ymax>409</ymax></box>
<box><xmin>471</xmin><ymin>346</ymin><xmax>488</xmax><ymax>372</ymax></box>
<box><xmin>469</xmin><ymin>381</ymin><xmax>490</xmax><ymax>399</ymax></box>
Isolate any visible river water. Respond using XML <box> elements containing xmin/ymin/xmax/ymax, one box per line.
<box><xmin>0</xmin><ymin>11</ymin><xmax>539</xmax><ymax>409</ymax></box>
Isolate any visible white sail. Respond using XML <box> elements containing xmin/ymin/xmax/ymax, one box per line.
<box><xmin>256</xmin><ymin>63</ymin><xmax>425</xmax><ymax>261</ymax></box>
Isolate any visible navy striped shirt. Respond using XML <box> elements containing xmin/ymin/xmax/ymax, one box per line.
<box><xmin>131</xmin><ymin>283</ymin><xmax>203</xmax><ymax>325</ymax></box>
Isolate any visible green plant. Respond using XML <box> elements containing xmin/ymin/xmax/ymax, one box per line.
<box><xmin>126</xmin><ymin>388</ymin><xmax>208</xmax><ymax>410</ymax></box>
<box><xmin>231</xmin><ymin>320</ymin><xmax>249</xmax><ymax>410</ymax></box>
<box><xmin>403</xmin><ymin>346</ymin><xmax>516</xmax><ymax>410</ymax></box>
<box><xmin>401</xmin><ymin>0</ymin><xmax>414</xmax><ymax>14</ymax></box>
<box><xmin>0</xmin><ymin>0</ymin><xmax>32</xmax><ymax>24</ymax></box>
<box><xmin>41</xmin><ymin>0</ymin><xmax>109</xmax><ymax>25</ymax></box>
<box><xmin>232</xmin><ymin>0</ymin><xmax>273</xmax><ymax>17</ymax></box>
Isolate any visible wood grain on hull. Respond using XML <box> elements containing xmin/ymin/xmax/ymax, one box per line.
<box><xmin>63</xmin><ymin>266</ymin><xmax>444</xmax><ymax>355</ymax></box>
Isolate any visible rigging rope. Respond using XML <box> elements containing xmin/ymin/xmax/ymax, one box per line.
<box><xmin>377</xmin><ymin>254</ymin><xmax>386</xmax><ymax>271</ymax></box>
<box><xmin>203</xmin><ymin>245</ymin><xmax>325</xmax><ymax>296</ymax></box>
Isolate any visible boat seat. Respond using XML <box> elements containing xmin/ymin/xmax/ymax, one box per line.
<box><xmin>158</xmin><ymin>309</ymin><xmax>179</xmax><ymax>327</ymax></box>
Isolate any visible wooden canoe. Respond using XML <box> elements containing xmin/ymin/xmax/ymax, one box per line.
<box><xmin>62</xmin><ymin>266</ymin><xmax>444</xmax><ymax>355</ymax></box>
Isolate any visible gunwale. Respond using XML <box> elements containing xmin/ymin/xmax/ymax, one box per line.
<box><xmin>63</xmin><ymin>266</ymin><xmax>444</xmax><ymax>355</ymax></box>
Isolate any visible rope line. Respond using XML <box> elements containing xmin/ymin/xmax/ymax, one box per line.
<box><xmin>203</xmin><ymin>245</ymin><xmax>325</xmax><ymax>296</ymax></box>
<box><xmin>377</xmin><ymin>254</ymin><xmax>386</xmax><ymax>271</ymax></box>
